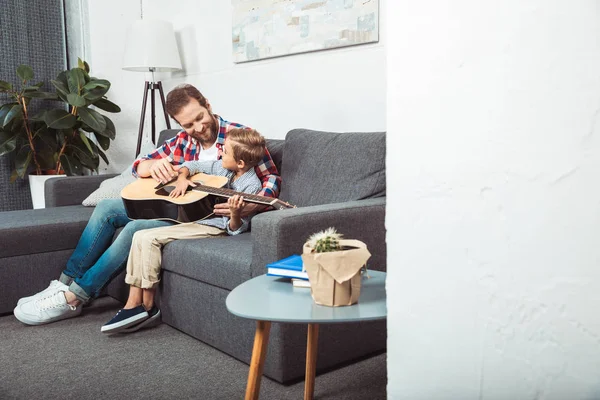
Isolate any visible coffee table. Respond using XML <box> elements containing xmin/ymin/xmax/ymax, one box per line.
<box><xmin>226</xmin><ymin>270</ymin><xmax>387</xmax><ymax>400</ymax></box>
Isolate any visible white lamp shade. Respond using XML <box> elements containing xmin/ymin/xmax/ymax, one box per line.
<box><xmin>122</xmin><ymin>20</ymin><xmax>182</xmax><ymax>72</ymax></box>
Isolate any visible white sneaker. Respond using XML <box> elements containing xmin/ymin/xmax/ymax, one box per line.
<box><xmin>16</xmin><ymin>280</ymin><xmax>69</xmax><ymax>307</ymax></box>
<box><xmin>14</xmin><ymin>291</ymin><xmax>82</xmax><ymax>326</ymax></box>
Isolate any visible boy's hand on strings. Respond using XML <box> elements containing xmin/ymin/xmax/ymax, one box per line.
<box><xmin>169</xmin><ymin>179</ymin><xmax>197</xmax><ymax>198</ymax></box>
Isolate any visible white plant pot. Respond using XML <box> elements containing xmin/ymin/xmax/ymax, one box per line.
<box><xmin>29</xmin><ymin>174</ymin><xmax>66</xmax><ymax>209</ymax></box>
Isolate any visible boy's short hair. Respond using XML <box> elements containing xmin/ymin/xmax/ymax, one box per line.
<box><xmin>227</xmin><ymin>128</ymin><xmax>266</xmax><ymax>168</ymax></box>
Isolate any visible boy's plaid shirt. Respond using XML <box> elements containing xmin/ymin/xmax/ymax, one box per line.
<box><xmin>131</xmin><ymin>115</ymin><xmax>281</xmax><ymax>197</ymax></box>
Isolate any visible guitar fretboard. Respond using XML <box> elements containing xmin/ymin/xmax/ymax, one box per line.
<box><xmin>191</xmin><ymin>184</ymin><xmax>294</xmax><ymax>210</ymax></box>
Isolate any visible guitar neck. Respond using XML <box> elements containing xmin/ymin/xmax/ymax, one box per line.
<box><xmin>192</xmin><ymin>184</ymin><xmax>293</xmax><ymax>210</ymax></box>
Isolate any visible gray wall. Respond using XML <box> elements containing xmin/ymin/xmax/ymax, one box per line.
<box><xmin>0</xmin><ymin>0</ymin><xmax>67</xmax><ymax>211</ymax></box>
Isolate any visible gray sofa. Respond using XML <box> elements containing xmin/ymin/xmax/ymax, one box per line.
<box><xmin>0</xmin><ymin>128</ymin><xmax>386</xmax><ymax>383</ymax></box>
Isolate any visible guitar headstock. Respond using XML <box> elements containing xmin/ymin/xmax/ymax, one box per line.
<box><xmin>272</xmin><ymin>199</ymin><xmax>296</xmax><ymax>210</ymax></box>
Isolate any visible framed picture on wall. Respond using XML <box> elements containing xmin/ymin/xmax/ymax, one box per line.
<box><xmin>232</xmin><ymin>0</ymin><xmax>379</xmax><ymax>63</ymax></box>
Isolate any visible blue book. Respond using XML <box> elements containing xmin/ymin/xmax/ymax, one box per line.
<box><xmin>266</xmin><ymin>254</ymin><xmax>308</xmax><ymax>280</ymax></box>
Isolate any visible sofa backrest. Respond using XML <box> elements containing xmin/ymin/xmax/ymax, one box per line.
<box><xmin>157</xmin><ymin>129</ymin><xmax>180</xmax><ymax>146</ymax></box>
<box><xmin>157</xmin><ymin>129</ymin><xmax>284</xmax><ymax>173</ymax></box>
<box><xmin>279</xmin><ymin>129</ymin><xmax>386</xmax><ymax>207</ymax></box>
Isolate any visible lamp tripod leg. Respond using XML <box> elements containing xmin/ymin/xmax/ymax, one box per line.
<box><xmin>136</xmin><ymin>81</ymin><xmax>150</xmax><ymax>157</ymax></box>
<box><xmin>157</xmin><ymin>81</ymin><xmax>171</xmax><ymax>129</ymax></box>
<box><xmin>150</xmin><ymin>84</ymin><xmax>156</xmax><ymax>146</ymax></box>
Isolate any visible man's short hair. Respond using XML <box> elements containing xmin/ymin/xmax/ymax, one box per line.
<box><xmin>227</xmin><ymin>128</ymin><xmax>266</xmax><ymax>168</ymax></box>
<box><xmin>166</xmin><ymin>84</ymin><xmax>209</xmax><ymax>117</ymax></box>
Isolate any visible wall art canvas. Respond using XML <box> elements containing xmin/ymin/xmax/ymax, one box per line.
<box><xmin>232</xmin><ymin>0</ymin><xmax>379</xmax><ymax>63</ymax></box>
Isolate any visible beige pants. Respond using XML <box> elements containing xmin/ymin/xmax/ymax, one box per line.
<box><xmin>125</xmin><ymin>223</ymin><xmax>226</xmax><ymax>289</ymax></box>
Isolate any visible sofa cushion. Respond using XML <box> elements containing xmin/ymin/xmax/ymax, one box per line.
<box><xmin>0</xmin><ymin>205</ymin><xmax>94</xmax><ymax>258</ymax></box>
<box><xmin>265</xmin><ymin>139</ymin><xmax>284</xmax><ymax>174</ymax></box>
<box><xmin>81</xmin><ymin>166</ymin><xmax>136</xmax><ymax>207</ymax></box>
<box><xmin>279</xmin><ymin>129</ymin><xmax>386</xmax><ymax>206</ymax></box>
<box><xmin>161</xmin><ymin>232</ymin><xmax>254</xmax><ymax>291</ymax></box>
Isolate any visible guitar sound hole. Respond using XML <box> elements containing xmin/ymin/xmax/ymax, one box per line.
<box><xmin>155</xmin><ymin>185</ymin><xmax>192</xmax><ymax>196</ymax></box>
<box><xmin>154</xmin><ymin>181</ymin><xmax>203</xmax><ymax>197</ymax></box>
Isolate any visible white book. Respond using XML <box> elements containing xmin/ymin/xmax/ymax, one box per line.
<box><xmin>292</xmin><ymin>278</ymin><xmax>311</xmax><ymax>288</ymax></box>
<box><xmin>267</xmin><ymin>267</ymin><xmax>308</xmax><ymax>280</ymax></box>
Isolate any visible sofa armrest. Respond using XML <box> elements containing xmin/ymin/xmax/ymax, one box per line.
<box><xmin>249</xmin><ymin>197</ymin><xmax>386</xmax><ymax>278</ymax></box>
<box><xmin>44</xmin><ymin>174</ymin><xmax>119</xmax><ymax>207</ymax></box>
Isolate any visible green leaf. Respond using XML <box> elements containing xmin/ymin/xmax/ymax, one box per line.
<box><xmin>97</xmin><ymin>146</ymin><xmax>109</xmax><ymax>164</ymax></box>
<box><xmin>44</xmin><ymin>109</ymin><xmax>77</xmax><ymax>129</ymax></box>
<box><xmin>76</xmin><ymin>59</ymin><xmax>91</xmax><ymax>80</ymax></box>
<box><xmin>56</xmin><ymin>70</ymin><xmax>68</xmax><ymax>86</ymax></box>
<box><xmin>94</xmin><ymin>132</ymin><xmax>110</xmax><ymax>150</ymax></box>
<box><xmin>0</xmin><ymin>80</ymin><xmax>13</xmax><ymax>91</ymax></box>
<box><xmin>60</xmin><ymin>154</ymin><xmax>83</xmax><ymax>176</ymax></box>
<box><xmin>56</xmin><ymin>129</ymin><xmax>67</xmax><ymax>146</ymax></box>
<box><xmin>92</xmin><ymin>97</ymin><xmax>121</xmax><ymax>113</ymax></box>
<box><xmin>82</xmin><ymin>69</ymin><xmax>91</xmax><ymax>84</ymax></box>
<box><xmin>3</xmin><ymin>104</ymin><xmax>22</xmax><ymax>127</ymax></box>
<box><xmin>30</xmin><ymin>110</ymin><xmax>47</xmax><ymax>122</ymax></box>
<box><xmin>34</xmin><ymin>144</ymin><xmax>57</xmax><ymax>170</ymax></box>
<box><xmin>79</xmin><ymin>131</ymin><xmax>94</xmax><ymax>155</ymax></box>
<box><xmin>77</xmin><ymin>107</ymin><xmax>106</xmax><ymax>132</ymax></box>
<box><xmin>9</xmin><ymin>169</ymin><xmax>19</xmax><ymax>183</ymax></box>
<box><xmin>67</xmin><ymin>68</ymin><xmax>85</xmax><ymax>94</ymax></box>
<box><xmin>0</xmin><ymin>103</ymin><xmax>17</xmax><ymax>125</ymax></box>
<box><xmin>67</xmin><ymin>93</ymin><xmax>87</xmax><ymax>107</ymax></box>
<box><xmin>15</xmin><ymin>145</ymin><xmax>32</xmax><ymax>178</ymax></box>
<box><xmin>26</xmin><ymin>91</ymin><xmax>59</xmax><ymax>100</ymax></box>
<box><xmin>82</xmin><ymin>86</ymin><xmax>108</xmax><ymax>102</ymax></box>
<box><xmin>56</xmin><ymin>90</ymin><xmax>68</xmax><ymax>103</ymax></box>
<box><xmin>99</xmin><ymin>115</ymin><xmax>116</xmax><ymax>139</ymax></box>
<box><xmin>0</xmin><ymin>130</ymin><xmax>18</xmax><ymax>155</ymax></box>
<box><xmin>83</xmin><ymin>79</ymin><xmax>110</xmax><ymax>90</ymax></box>
<box><xmin>51</xmin><ymin>79</ymin><xmax>69</xmax><ymax>95</ymax></box>
<box><xmin>35</xmin><ymin>127</ymin><xmax>58</xmax><ymax>150</ymax></box>
<box><xmin>3</xmin><ymin>115</ymin><xmax>23</xmax><ymax>132</ymax></box>
<box><xmin>68</xmin><ymin>143</ymin><xmax>99</xmax><ymax>170</ymax></box>
<box><xmin>16</xmin><ymin>65</ymin><xmax>34</xmax><ymax>82</ymax></box>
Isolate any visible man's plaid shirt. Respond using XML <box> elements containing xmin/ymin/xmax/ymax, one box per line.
<box><xmin>131</xmin><ymin>115</ymin><xmax>280</xmax><ymax>197</ymax></box>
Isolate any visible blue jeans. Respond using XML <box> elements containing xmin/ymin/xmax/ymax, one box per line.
<box><xmin>60</xmin><ymin>199</ymin><xmax>173</xmax><ymax>303</ymax></box>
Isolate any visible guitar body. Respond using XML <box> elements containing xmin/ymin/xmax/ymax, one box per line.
<box><xmin>121</xmin><ymin>173</ymin><xmax>229</xmax><ymax>223</ymax></box>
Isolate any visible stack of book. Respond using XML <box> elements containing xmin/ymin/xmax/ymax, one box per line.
<box><xmin>266</xmin><ymin>254</ymin><xmax>309</xmax><ymax>283</ymax></box>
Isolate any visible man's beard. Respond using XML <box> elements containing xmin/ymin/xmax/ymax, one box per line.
<box><xmin>190</xmin><ymin>114</ymin><xmax>218</xmax><ymax>144</ymax></box>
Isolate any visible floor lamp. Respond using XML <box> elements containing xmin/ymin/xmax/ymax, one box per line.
<box><xmin>122</xmin><ymin>20</ymin><xmax>182</xmax><ymax>157</ymax></box>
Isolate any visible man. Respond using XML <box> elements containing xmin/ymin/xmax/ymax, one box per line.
<box><xmin>13</xmin><ymin>84</ymin><xmax>281</xmax><ymax>326</ymax></box>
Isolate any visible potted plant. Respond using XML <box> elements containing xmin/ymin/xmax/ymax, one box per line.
<box><xmin>301</xmin><ymin>227</ymin><xmax>371</xmax><ymax>307</ymax></box>
<box><xmin>0</xmin><ymin>58</ymin><xmax>120</xmax><ymax>207</ymax></box>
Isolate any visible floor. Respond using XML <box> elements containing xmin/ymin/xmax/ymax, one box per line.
<box><xmin>0</xmin><ymin>297</ymin><xmax>387</xmax><ymax>399</ymax></box>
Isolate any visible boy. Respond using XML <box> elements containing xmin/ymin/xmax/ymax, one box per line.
<box><xmin>101</xmin><ymin>128</ymin><xmax>265</xmax><ymax>333</ymax></box>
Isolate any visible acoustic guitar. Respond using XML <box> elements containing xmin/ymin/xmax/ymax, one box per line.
<box><xmin>121</xmin><ymin>172</ymin><xmax>295</xmax><ymax>223</ymax></box>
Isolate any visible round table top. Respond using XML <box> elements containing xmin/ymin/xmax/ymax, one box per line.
<box><xmin>226</xmin><ymin>270</ymin><xmax>387</xmax><ymax>324</ymax></box>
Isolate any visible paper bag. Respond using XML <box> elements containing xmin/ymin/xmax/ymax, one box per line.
<box><xmin>301</xmin><ymin>239</ymin><xmax>371</xmax><ymax>307</ymax></box>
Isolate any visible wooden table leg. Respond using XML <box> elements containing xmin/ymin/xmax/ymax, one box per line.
<box><xmin>304</xmin><ymin>323</ymin><xmax>319</xmax><ymax>400</ymax></box>
<box><xmin>245</xmin><ymin>320</ymin><xmax>271</xmax><ymax>400</ymax></box>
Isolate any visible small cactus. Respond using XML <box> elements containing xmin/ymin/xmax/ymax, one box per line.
<box><xmin>307</xmin><ymin>227</ymin><xmax>343</xmax><ymax>253</ymax></box>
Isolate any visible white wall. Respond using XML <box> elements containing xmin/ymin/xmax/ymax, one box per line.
<box><xmin>388</xmin><ymin>1</ymin><xmax>600</xmax><ymax>399</ymax></box>
<box><xmin>86</xmin><ymin>0</ymin><xmax>386</xmax><ymax>173</ymax></box>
